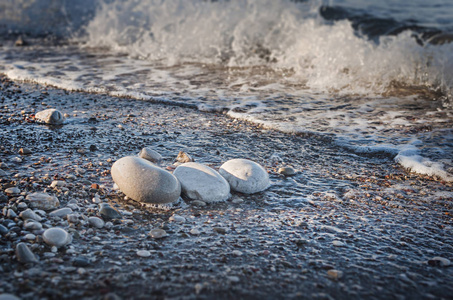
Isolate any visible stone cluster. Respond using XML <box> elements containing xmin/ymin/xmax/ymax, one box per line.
<box><xmin>111</xmin><ymin>149</ymin><xmax>270</xmax><ymax>204</ymax></box>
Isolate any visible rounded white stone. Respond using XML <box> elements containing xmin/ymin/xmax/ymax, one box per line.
<box><xmin>43</xmin><ymin>228</ymin><xmax>72</xmax><ymax>248</ymax></box>
<box><xmin>136</xmin><ymin>250</ymin><xmax>151</xmax><ymax>257</ymax></box>
<box><xmin>35</xmin><ymin>109</ymin><xmax>65</xmax><ymax>125</ymax></box>
<box><xmin>111</xmin><ymin>156</ymin><xmax>181</xmax><ymax>204</ymax></box>
<box><xmin>173</xmin><ymin>162</ymin><xmax>230</xmax><ymax>202</ymax></box>
<box><xmin>219</xmin><ymin>159</ymin><xmax>270</xmax><ymax>194</ymax></box>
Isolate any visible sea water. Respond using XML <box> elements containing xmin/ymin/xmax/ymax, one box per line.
<box><xmin>0</xmin><ymin>0</ymin><xmax>452</xmax><ymax>180</ymax></box>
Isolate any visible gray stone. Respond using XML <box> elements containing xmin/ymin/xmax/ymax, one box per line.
<box><xmin>99</xmin><ymin>203</ymin><xmax>122</xmax><ymax>221</ymax></box>
<box><xmin>173</xmin><ymin>162</ymin><xmax>230</xmax><ymax>202</ymax></box>
<box><xmin>7</xmin><ymin>209</ymin><xmax>17</xmax><ymax>218</ymax></box>
<box><xmin>219</xmin><ymin>159</ymin><xmax>270</xmax><ymax>194</ymax></box>
<box><xmin>192</xmin><ymin>200</ymin><xmax>206</xmax><ymax>207</ymax></box>
<box><xmin>5</xmin><ymin>187</ymin><xmax>20</xmax><ymax>194</ymax></box>
<box><xmin>24</xmin><ymin>220</ymin><xmax>43</xmax><ymax>231</ymax></box>
<box><xmin>88</xmin><ymin>216</ymin><xmax>105</xmax><ymax>228</ymax></box>
<box><xmin>0</xmin><ymin>294</ymin><xmax>21</xmax><ymax>300</ymax></box>
<box><xmin>0</xmin><ymin>224</ymin><xmax>8</xmax><ymax>235</ymax></box>
<box><xmin>169</xmin><ymin>214</ymin><xmax>186</xmax><ymax>223</ymax></box>
<box><xmin>17</xmin><ymin>202</ymin><xmax>28</xmax><ymax>209</ymax></box>
<box><xmin>35</xmin><ymin>108</ymin><xmax>65</xmax><ymax>125</ymax></box>
<box><xmin>67</xmin><ymin>214</ymin><xmax>79</xmax><ymax>224</ymax></box>
<box><xmin>138</xmin><ymin>147</ymin><xmax>162</xmax><ymax>163</ymax></box>
<box><xmin>24</xmin><ymin>233</ymin><xmax>36</xmax><ymax>240</ymax></box>
<box><xmin>26</xmin><ymin>192</ymin><xmax>60</xmax><ymax>210</ymax></box>
<box><xmin>0</xmin><ymin>169</ymin><xmax>7</xmax><ymax>177</ymax></box>
<box><xmin>149</xmin><ymin>228</ymin><xmax>167</xmax><ymax>239</ymax></box>
<box><xmin>19</xmin><ymin>148</ymin><xmax>32</xmax><ymax>155</ymax></box>
<box><xmin>49</xmin><ymin>207</ymin><xmax>73</xmax><ymax>218</ymax></box>
<box><xmin>50</xmin><ymin>180</ymin><xmax>66</xmax><ymax>188</ymax></box>
<box><xmin>73</xmin><ymin>257</ymin><xmax>90</xmax><ymax>267</ymax></box>
<box><xmin>16</xmin><ymin>242</ymin><xmax>38</xmax><ymax>263</ymax></box>
<box><xmin>43</xmin><ymin>227</ymin><xmax>72</xmax><ymax>247</ymax></box>
<box><xmin>111</xmin><ymin>156</ymin><xmax>181</xmax><ymax>204</ymax></box>
<box><xmin>278</xmin><ymin>167</ymin><xmax>296</xmax><ymax>176</ymax></box>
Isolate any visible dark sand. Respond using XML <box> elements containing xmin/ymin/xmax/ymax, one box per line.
<box><xmin>0</xmin><ymin>75</ymin><xmax>452</xmax><ymax>299</ymax></box>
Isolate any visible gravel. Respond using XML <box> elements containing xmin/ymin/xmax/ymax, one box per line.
<box><xmin>0</xmin><ymin>75</ymin><xmax>452</xmax><ymax>299</ymax></box>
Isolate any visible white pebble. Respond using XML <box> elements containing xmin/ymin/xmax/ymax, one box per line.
<box><xmin>136</xmin><ymin>250</ymin><xmax>151</xmax><ymax>257</ymax></box>
<box><xmin>149</xmin><ymin>228</ymin><xmax>167</xmax><ymax>239</ymax></box>
<box><xmin>169</xmin><ymin>214</ymin><xmax>186</xmax><ymax>223</ymax></box>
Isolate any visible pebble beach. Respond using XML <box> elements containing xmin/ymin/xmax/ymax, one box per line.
<box><xmin>0</xmin><ymin>75</ymin><xmax>452</xmax><ymax>299</ymax></box>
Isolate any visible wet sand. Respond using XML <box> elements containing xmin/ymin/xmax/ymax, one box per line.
<box><xmin>0</xmin><ymin>75</ymin><xmax>452</xmax><ymax>299</ymax></box>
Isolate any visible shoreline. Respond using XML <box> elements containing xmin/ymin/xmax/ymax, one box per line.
<box><xmin>0</xmin><ymin>76</ymin><xmax>452</xmax><ymax>299</ymax></box>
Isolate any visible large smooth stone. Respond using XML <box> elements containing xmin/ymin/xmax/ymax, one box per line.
<box><xmin>173</xmin><ymin>162</ymin><xmax>230</xmax><ymax>202</ymax></box>
<box><xmin>35</xmin><ymin>109</ymin><xmax>65</xmax><ymax>125</ymax></box>
<box><xmin>219</xmin><ymin>159</ymin><xmax>270</xmax><ymax>194</ymax></box>
<box><xmin>26</xmin><ymin>192</ymin><xmax>60</xmax><ymax>210</ymax></box>
<box><xmin>111</xmin><ymin>156</ymin><xmax>181</xmax><ymax>204</ymax></box>
<box><xmin>43</xmin><ymin>227</ymin><xmax>72</xmax><ymax>247</ymax></box>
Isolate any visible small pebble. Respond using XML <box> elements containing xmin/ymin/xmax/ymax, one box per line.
<box><xmin>19</xmin><ymin>208</ymin><xmax>42</xmax><ymax>222</ymax></box>
<box><xmin>26</xmin><ymin>192</ymin><xmax>60</xmax><ymax>210</ymax></box>
<box><xmin>327</xmin><ymin>269</ymin><xmax>343</xmax><ymax>280</ymax></box>
<box><xmin>278</xmin><ymin>167</ymin><xmax>296</xmax><ymax>176</ymax></box>
<box><xmin>73</xmin><ymin>257</ymin><xmax>90</xmax><ymax>267</ymax></box>
<box><xmin>49</xmin><ymin>207</ymin><xmax>73</xmax><ymax>218</ymax></box>
<box><xmin>24</xmin><ymin>233</ymin><xmax>36</xmax><ymax>240</ymax></box>
<box><xmin>332</xmin><ymin>241</ymin><xmax>345</xmax><ymax>247</ymax></box>
<box><xmin>138</xmin><ymin>147</ymin><xmax>163</xmax><ymax>163</ymax></box>
<box><xmin>137</xmin><ymin>250</ymin><xmax>151</xmax><ymax>257</ymax></box>
<box><xmin>67</xmin><ymin>214</ymin><xmax>79</xmax><ymax>224</ymax></box>
<box><xmin>192</xmin><ymin>200</ymin><xmax>206</xmax><ymax>207</ymax></box>
<box><xmin>0</xmin><ymin>224</ymin><xmax>8</xmax><ymax>235</ymax></box>
<box><xmin>99</xmin><ymin>203</ymin><xmax>122</xmax><ymax>220</ymax></box>
<box><xmin>190</xmin><ymin>228</ymin><xmax>201</xmax><ymax>235</ymax></box>
<box><xmin>5</xmin><ymin>187</ymin><xmax>20</xmax><ymax>194</ymax></box>
<box><xmin>169</xmin><ymin>214</ymin><xmax>186</xmax><ymax>223</ymax></box>
<box><xmin>43</xmin><ymin>227</ymin><xmax>72</xmax><ymax>247</ymax></box>
<box><xmin>88</xmin><ymin>216</ymin><xmax>105</xmax><ymax>229</ymax></box>
<box><xmin>10</xmin><ymin>157</ymin><xmax>22</xmax><ymax>163</ymax></box>
<box><xmin>50</xmin><ymin>180</ymin><xmax>66</xmax><ymax>188</ymax></box>
<box><xmin>16</xmin><ymin>242</ymin><xmax>38</xmax><ymax>264</ymax></box>
<box><xmin>7</xmin><ymin>209</ymin><xmax>17</xmax><ymax>218</ymax></box>
<box><xmin>149</xmin><ymin>228</ymin><xmax>167</xmax><ymax>239</ymax></box>
<box><xmin>232</xmin><ymin>197</ymin><xmax>244</xmax><ymax>204</ymax></box>
<box><xmin>35</xmin><ymin>108</ymin><xmax>65</xmax><ymax>124</ymax></box>
<box><xmin>213</xmin><ymin>227</ymin><xmax>227</xmax><ymax>234</ymax></box>
<box><xmin>24</xmin><ymin>220</ymin><xmax>43</xmax><ymax>231</ymax></box>
<box><xmin>19</xmin><ymin>148</ymin><xmax>32</xmax><ymax>155</ymax></box>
